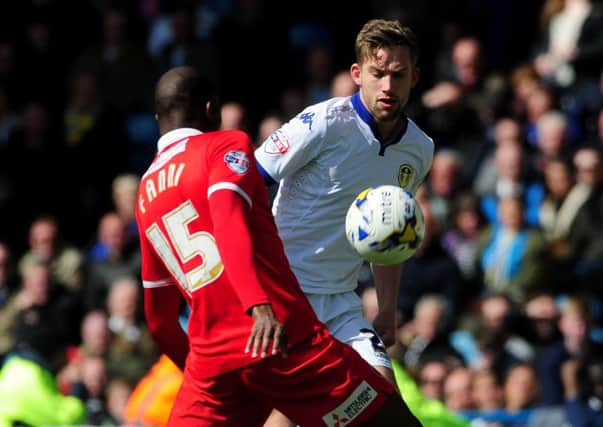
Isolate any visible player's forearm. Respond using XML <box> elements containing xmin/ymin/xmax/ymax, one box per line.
<box><xmin>371</xmin><ymin>263</ymin><xmax>402</xmax><ymax>314</ymax></box>
<box><xmin>209</xmin><ymin>190</ymin><xmax>270</xmax><ymax>313</ymax></box>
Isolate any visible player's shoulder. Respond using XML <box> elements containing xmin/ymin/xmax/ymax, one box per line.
<box><xmin>406</xmin><ymin>117</ymin><xmax>435</xmax><ymax>152</ymax></box>
<box><xmin>296</xmin><ymin>97</ymin><xmax>354</xmax><ymax>126</ymax></box>
<box><xmin>324</xmin><ymin>96</ymin><xmax>355</xmax><ymax>123</ymax></box>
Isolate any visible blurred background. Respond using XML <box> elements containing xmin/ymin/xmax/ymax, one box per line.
<box><xmin>0</xmin><ymin>0</ymin><xmax>603</xmax><ymax>425</ymax></box>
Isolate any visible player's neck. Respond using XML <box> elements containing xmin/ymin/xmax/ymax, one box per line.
<box><xmin>377</xmin><ymin>116</ymin><xmax>407</xmax><ymax>143</ymax></box>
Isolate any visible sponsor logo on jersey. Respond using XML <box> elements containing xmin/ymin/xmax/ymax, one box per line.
<box><xmin>322</xmin><ymin>381</ymin><xmax>377</xmax><ymax>426</ymax></box>
<box><xmin>298</xmin><ymin>111</ymin><xmax>315</xmax><ymax>130</ymax></box>
<box><xmin>263</xmin><ymin>130</ymin><xmax>290</xmax><ymax>155</ymax></box>
<box><xmin>398</xmin><ymin>164</ymin><xmax>414</xmax><ymax>188</ymax></box>
<box><xmin>224</xmin><ymin>150</ymin><xmax>249</xmax><ymax>174</ymax></box>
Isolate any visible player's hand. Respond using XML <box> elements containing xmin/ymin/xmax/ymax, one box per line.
<box><xmin>373</xmin><ymin>311</ymin><xmax>396</xmax><ymax>347</ymax></box>
<box><xmin>245</xmin><ymin>304</ymin><xmax>288</xmax><ymax>358</ymax></box>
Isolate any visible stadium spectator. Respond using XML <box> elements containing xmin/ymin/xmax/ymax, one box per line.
<box><xmin>255</xmin><ymin>111</ymin><xmax>283</xmax><ymax>147</ymax></box>
<box><xmin>420</xmin><ymin>36</ymin><xmax>499</xmax><ymax>148</ymax></box>
<box><xmin>57</xmin><ymin>309</ymin><xmax>111</xmax><ymax>394</ymax></box>
<box><xmin>111</xmin><ymin>173</ymin><xmax>141</xmax><ymax>252</ymax></box>
<box><xmin>524</xmin><ymin>83</ymin><xmax>559</xmax><ymax>147</ymax></box>
<box><xmin>330</xmin><ymin>69</ymin><xmax>357</xmax><ymax>97</ymax></box>
<box><xmin>74</xmin><ymin>356</ymin><xmax>117</xmax><ymax>425</ymax></box>
<box><xmin>18</xmin><ymin>215</ymin><xmax>84</xmax><ymax>292</ymax></box>
<box><xmin>0</xmin><ymin>258</ymin><xmax>80</xmax><ymax>367</ymax></box>
<box><xmin>537</xmin><ymin>294</ymin><xmax>603</xmax><ymax>405</ymax></box>
<box><xmin>425</xmin><ymin>148</ymin><xmax>464</xmax><ymax>230</ymax></box>
<box><xmin>532</xmin><ymin>110</ymin><xmax>573</xmax><ymax>176</ymax></box>
<box><xmin>475</xmin><ymin>140</ymin><xmax>545</xmax><ymax>227</ymax></box>
<box><xmin>471</xmin><ymin>368</ymin><xmax>505</xmax><ymax>412</ymax></box>
<box><xmin>397</xmin><ymin>294</ymin><xmax>462</xmax><ymax>374</ymax></box>
<box><xmin>84</xmin><ymin>212</ymin><xmax>141</xmax><ymax>310</ymax></box>
<box><xmin>532</xmin><ymin>0</ymin><xmax>603</xmax><ymax>90</ymax></box>
<box><xmin>441</xmin><ymin>192</ymin><xmax>485</xmax><ymax>297</ymax></box>
<box><xmin>539</xmin><ymin>157</ymin><xmax>589</xmax><ymax>249</ymax></box>
<box><xmin>561</xmin><ymin>355</ymin><xmax>603</xmax><ymax>426</ymax></box>
<box><xmin>522</xmin><ymin>292</ymin><xmax>562</xmax><ymax>353</ymax></box>
<box><xmin>444</xmin><ymin>367</ymin><xmax>475</xmax><ymax>412</ymax></box>
<box><xmin>476</xmin><ymin>195</ymin><xmax>550</xmax><ymax>304</ymax></box>
<box><xmin>503</xmin><ymin>363</ymin><xmax>540</xmax><ymax>412</ymax></box>
<box><xmin>105</xmin><ymin>276</ymin><xmax>158</xmax><ymax>384</ymax></box>
<box><xmin>219</xmin><ymin>100</ymin><xmax>247</xmax><ymax>131</ymax></box>
<box><xmin>417</xmin><ymin>358</ymin><xmax>450</xmax><ymax>402</ymax></box>
<box><xmin>451</xmin><ymin>293</ymin><xmax>534</xmax><ymax>374</ymax></box>
<box><xmin>557</xmin><ymin>147</ymin><xmax>603</xmax><ymax>292</ymax></box>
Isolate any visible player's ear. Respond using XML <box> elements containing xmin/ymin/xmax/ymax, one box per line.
<box><xmin>411</xmin><ymin>67</ymin><xmax>420</xmax><ymax>88</ymax></box>
<box><xmin>350</xmin><ymin>63</ymin><xmax>361</xmax><ymax>86</ymax></box>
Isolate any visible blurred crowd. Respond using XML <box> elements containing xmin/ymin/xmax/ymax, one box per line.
<box><xmin>1</xmin><ymin>0</ymin><xmax>603</xmax><ymax>426</ymax></box>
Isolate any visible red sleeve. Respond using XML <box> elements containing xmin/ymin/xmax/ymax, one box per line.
<box><xmin>209</xmin><ymin>184</ymin><xmax>270</xmax><ymax>314</ymax></box>
<box><xmin>208</xmin><ymin>130</ymin><xmax>256</xmax><ymax>198</ymax></box>
<box><xmin>138</xmin><ymin>226</ymin><xmax>189</xmax><ymax>370</ymax></box>
<box><xmin>144</xmin><ymin>286</ymin><xmax>189</xmax><ymax>370</ymax></box>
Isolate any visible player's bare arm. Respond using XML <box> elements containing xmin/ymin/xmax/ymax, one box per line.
<box><xmin>370</xmin><ymin>263</ymin><xmax>403</xmax><ymax>347</ymax></box>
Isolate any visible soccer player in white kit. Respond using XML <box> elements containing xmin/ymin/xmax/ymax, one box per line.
<box><xmin>256</xmin><ymin>19</ymin><xmax>434</xmax><ymax>427</ymax></box>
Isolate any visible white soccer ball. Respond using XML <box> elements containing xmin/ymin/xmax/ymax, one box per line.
<box><xmin>345</xmin><ymin>185</ymin><xmax>424</xmax><ymax>265</ymax></box>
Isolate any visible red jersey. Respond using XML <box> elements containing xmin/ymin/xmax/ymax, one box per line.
<box><xmin>136</xmin><ymin>128</ymin><xmax>322</xmax><ymax>379</ymax></box>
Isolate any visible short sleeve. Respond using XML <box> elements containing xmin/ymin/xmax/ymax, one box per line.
<box><xmin>408</xmin><ymin>136</ymin><xmax>434</xmax><ymax>194</ymax></box>
<box><xmin>255</xmin><ymin>105</ymin><xmax>327</xmax><ymax>182</ymax></box>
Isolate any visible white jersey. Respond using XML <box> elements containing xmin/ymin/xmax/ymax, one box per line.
<box><xmin>255</xmin><ymin>94</ymin><xmax>434</xmax><ymax>294</ymax></box>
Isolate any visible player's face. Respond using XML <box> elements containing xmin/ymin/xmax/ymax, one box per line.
<box><xmin>351</xmin><ymin>46</ymin><xmax>419</xmax><ymax>124</ymax></box>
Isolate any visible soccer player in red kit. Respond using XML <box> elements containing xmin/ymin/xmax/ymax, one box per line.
<box><xmin>135</xmin><ymin>66</ymin><xmax>421</xmax><ymax>427</ymax></box>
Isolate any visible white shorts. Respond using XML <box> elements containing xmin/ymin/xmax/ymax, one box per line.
<box><xmin>306</xmin><ymin>291</ymin><xmax>392</xmax><ymax>370</ymax></box>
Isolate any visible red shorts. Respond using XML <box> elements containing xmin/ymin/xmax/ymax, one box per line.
<box><xmin>168</xmin><ymin>329</ymin><xmax>396</xmax><ymax>426</ymax></box>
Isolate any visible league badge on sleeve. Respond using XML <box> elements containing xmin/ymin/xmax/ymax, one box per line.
<box><xmin>224</xmin><ymin>150</ymin><xmax>249</xmax><ymax>174</ymax></box>
<box><xmin>263</xmin><ymin>130</ymin><xmax>290</xmax><ymax>155</ymax></box>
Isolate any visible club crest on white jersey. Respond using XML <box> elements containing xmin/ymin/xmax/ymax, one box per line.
<box><xmin>255</xmin><ymin>96</ymin><xmax>434</xmax><ymax>294</ymax></box>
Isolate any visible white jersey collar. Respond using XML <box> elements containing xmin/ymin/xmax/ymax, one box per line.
<box><xmin>157</xmin><ymin>128</ymin><xmax>202</xmax><ymax>153</ymax></box>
